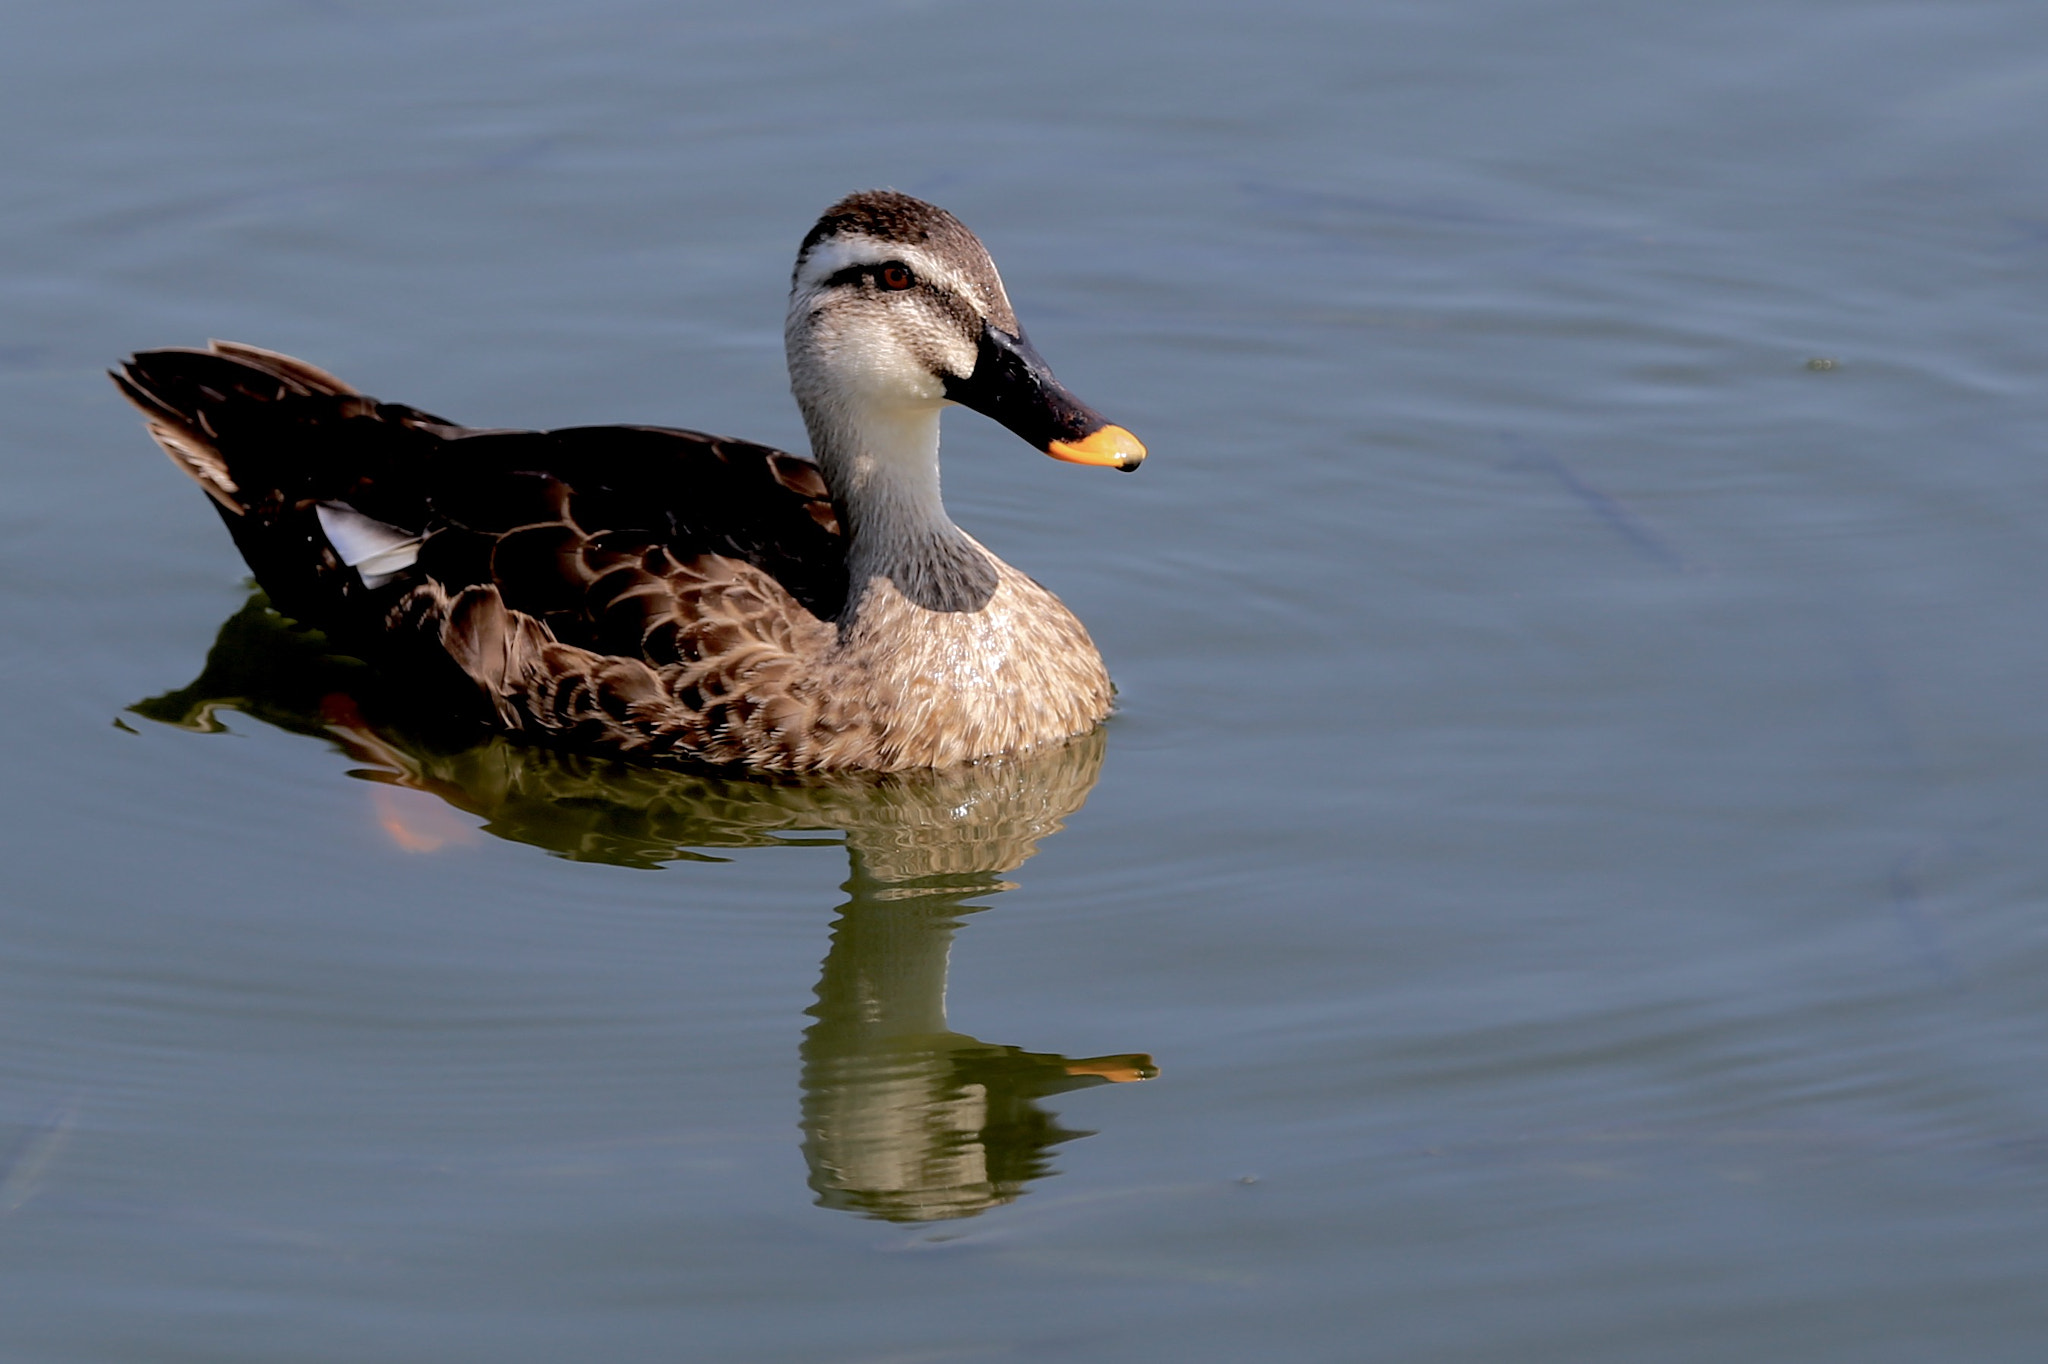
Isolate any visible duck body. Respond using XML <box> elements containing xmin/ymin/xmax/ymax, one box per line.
<box><xmin>115</xmin><ymin>193</ymin><xmax>1143</xmax><ymax>772</ymax></box>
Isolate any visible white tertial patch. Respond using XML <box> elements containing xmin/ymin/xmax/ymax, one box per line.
<box><xmin>316</xmin><ymin>502</ymin><xmax>422</xmax><ymax>588</ymax></box>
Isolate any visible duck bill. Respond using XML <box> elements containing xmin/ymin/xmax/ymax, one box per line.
<box><xmin>944</xmin><ymin>322</ymin><xmax>1146</xmax><ymax>472</ymax></box>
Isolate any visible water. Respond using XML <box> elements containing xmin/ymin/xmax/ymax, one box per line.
<box><xmin>5</xmin><ymin>0</ymin><xmax>2048</xmax><ymax>1358</ymax></box>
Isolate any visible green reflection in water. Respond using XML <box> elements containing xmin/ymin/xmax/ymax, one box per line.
<box><xmin>134</xmin><ymin>593</ymin><xmax>1156</xmax><ymax>1221</ymax></box>
<box><xmin>804</xmin><ymin>860</ymin><xmax>1155</xmax><ymax>1222</ymax></box>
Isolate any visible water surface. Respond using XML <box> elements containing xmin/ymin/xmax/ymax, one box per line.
<box><xmin>5</xmin><ymin>1</ymin><xmax>2048</xmax><ymax>1360</ymax></box>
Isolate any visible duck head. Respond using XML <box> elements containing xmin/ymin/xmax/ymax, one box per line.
<box><xmin>784</xmin><ymin>191</ymin><xmax>1146</xmax><ymax>498</ymax></box>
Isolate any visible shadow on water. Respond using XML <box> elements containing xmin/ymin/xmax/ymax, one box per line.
<box><xmin>132</xmin><ymin>593</ymin><xmax>1156</xmax><ymax>1223</ymax></box>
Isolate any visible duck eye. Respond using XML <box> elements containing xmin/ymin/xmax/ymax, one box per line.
<box><xmin>877</xmin><ymin>263</ymin><xmax>915</xmax><ymax>291</ymax></box>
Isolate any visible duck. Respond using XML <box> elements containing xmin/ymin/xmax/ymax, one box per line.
<box><xmin>114</xmin><ymin>190</ymin><xmax>1146</xmax><ymax>773</ymax></box>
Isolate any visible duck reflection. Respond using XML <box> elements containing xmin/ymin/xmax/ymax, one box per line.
<box><xmin>804</xmin><ymin>857</ymin><xmax>1154</xmax><ymax>1222</ymax></box>
<box><xmin>135</xmin><ymin>594</ymin><xmax>1155</xmax><ymax>1221</ymax></box>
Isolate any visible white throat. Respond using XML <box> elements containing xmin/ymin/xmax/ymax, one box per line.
<box><xmin>801</xmin><ymin>395</ymin><xmax>959</xmax><ymax>572</ymax></box>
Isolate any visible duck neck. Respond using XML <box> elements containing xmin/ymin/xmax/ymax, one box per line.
<box><xmin>803</xmin><ymin>399</ymin><xmax>998</xmax><ymax>615</ymax></box>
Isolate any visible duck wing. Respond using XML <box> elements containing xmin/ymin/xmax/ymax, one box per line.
<box><xmin>116</xmin><ymin>341</ymin><xmax>854</xmax><ymax>765</ymax></box>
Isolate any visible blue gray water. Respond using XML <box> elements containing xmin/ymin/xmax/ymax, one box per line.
<box><xmin>6</xmin><ymin>1</ymin><xmax>2048</xmax><ymax>1359</ymax></box>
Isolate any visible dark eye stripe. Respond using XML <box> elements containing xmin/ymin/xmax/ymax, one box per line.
<box><xmin>819</xmin><ymin>261</ymin><xmax>921</xmax><ymax>292</ymax></box>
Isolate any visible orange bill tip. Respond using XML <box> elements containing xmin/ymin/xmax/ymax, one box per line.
<box><xmin>1047</xmin><ymin>424</ymin><xmax>1147</xmax><ymax>472</ymax></box>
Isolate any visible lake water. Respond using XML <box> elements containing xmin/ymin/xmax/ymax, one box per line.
<box><xmin>5</xmin><ymin>1</ymin><xmax>2048</xmax><ymax>1359</ymax></box>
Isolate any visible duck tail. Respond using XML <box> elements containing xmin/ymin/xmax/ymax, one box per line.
<box><xmin>111</xmin><ymin>340</ymin><xmax>444</xmax><ymax>636</ymax></box>
<box><xmin>110</xmin><ymin>340</ymin><xmax>363</xmax><ymax>515</ymax></box>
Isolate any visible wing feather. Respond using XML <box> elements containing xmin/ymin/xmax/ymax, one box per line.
<box><xmin>115</xmin><ymin>343</ymin><xmax>854</xmax><ymax>767</ymax></box>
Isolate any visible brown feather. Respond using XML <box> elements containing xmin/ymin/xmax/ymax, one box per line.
<box><xmin>116</xmin><ymin>192</ymin><xmax>1130</xmax><ymax>773</ymax></box>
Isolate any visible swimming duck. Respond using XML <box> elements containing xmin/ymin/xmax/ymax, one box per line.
<box><xmin>114</xmin><ymin>190</ymin><xmax>1146</xmax><ymax>772</ymax></box>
